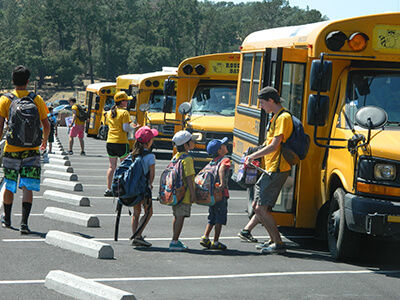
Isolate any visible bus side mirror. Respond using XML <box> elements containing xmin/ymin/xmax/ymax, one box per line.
<box><xmin>128</xmin><ymin>97</ymin><xmax>137</xmax><ymax>111</ymax></box>
<box><xmin>163</xmin><ymin>96</ymin><xmax>173</xmax><ymax>113</ymax></box>
<box><xmin>310</xmin><ymin>60</ymin><xmax>332</xmax><ymax>92</ymax></box>
<box><xmin>163</xmin><ymin>79</ymin><xmax>175</xmax><ymax>96</ymax></box>
<box><xmin>94</xmin><ymin>103</ymin><xmax>100</xmax><ymax>110</ymax></box>
<box><xmin>307</xmin><ymin>94</ymin><xmax>330</xmax><ymax>126</ymax></box>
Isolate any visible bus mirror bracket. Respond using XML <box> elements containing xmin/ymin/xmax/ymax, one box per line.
<box><xmin>162</xmin><ymin>96</ymin><xmax>173</xmax><ymax>113</ymax></box>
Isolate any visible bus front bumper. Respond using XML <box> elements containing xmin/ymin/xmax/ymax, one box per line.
<box><xmin>345</xmin><ymin>193</ymin><xmax>400</xmax><ymax>237</ymax></box>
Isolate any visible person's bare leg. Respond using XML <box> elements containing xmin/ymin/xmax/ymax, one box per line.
<box><xmin>131</xmin><ymin>204</ymin><xmax>141</xmax><ymax>235</ymax></box>
<box><xmin>203</xmin><ymin>223</ymin><xmax>213</xmax><ymax>238</ymax></box>
<box><xmin>214</xmin><ymin>224</ymin><xmax>222</xmax><ymax>242</ymax></box>
<box><xmin>107</xmin><ymin>157</ymin><xmax>117</xmax><ymax>190</ymax></box>
<box><xmin>254</xmin><ymin>205</ymin><xmax>282</xmax><ymax>243</ymax></box>
<box><xmin>69</xmin><ymin>136</ymin><xmax>73</xmax><ymax>152</ymax></box>
<box><xmin>172</xmin><ymin>216</ymin><xmax>185</xmax><ymax>241</ymax></box>
<box><xmin>78</xmin><ymin>137</ymin><xmax>84</xmax><ymax>153</ymax></box>
<box><xmin>136</xmin><ymin>203</ymin><xmax>153</xmax><ymax>237</ymax></box>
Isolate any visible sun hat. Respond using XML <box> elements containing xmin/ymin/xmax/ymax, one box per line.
<box><xmin>114</xmin><ymin>91</ymin><xmax>133</xmax><ymax>103</ymax></box>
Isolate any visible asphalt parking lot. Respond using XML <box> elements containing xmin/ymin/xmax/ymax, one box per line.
<box><xmin>1</xmin><ymin>127</ymin><xmax>400</xmax><ymax>299</ymax></box>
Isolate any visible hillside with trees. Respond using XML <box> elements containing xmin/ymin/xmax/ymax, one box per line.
<box><xmin>0</xmin><ymin>0</ymin><xmax>326</xmax><ymax>89</ymax></box>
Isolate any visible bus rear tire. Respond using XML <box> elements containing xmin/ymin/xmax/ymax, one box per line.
<box><xmin>327</xmin><ymin>187</ymin><xmax>360</xmax><ymax>261</ymax></box>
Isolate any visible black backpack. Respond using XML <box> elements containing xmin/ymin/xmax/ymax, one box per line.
<box><xmin>76</xmin><ymin>104</ymin><xmax>89</xmax><ymax>122</ymax></box>
<box><xmin>5</xmin><ymin>92</ymin><xmax>42</xmax><ymax>147</ymax></box>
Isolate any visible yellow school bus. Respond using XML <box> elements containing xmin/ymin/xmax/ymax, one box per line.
<box><xmin>232</xmin><ymin>13</ymin><xmax>400</xmax><ymax>260</ymax></box>
<box><xmin>85</xmin><ymin>82</ymin><xmax>116</xmax><ymax>137</ymax></box>
<box><xmin>164</xmin><ymin>53</ymin><xmax>239</xmax><ymax>168</ymax></box>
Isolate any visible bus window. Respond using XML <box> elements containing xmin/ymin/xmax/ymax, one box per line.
<box><xmin>239</xmin><ymin>54</ymin><xmax>253</xmax><ymax>105</ymax></box>
<box><xmin>149</xmin><ymin>91</ymin><xmax>176</xmax><ymax>112</ymax></box>
<box><xmin>86</xmin><ymin>92</ymin><xmax>94</xmax><ymax>109</ymax></box>
<box><xmin>104</xmin><ymin>96</ymin><xmax>114</xmax><ymax>111</ymax></box>
<box><xmin>280</xmin><ymin>62</ymin><xmax>305</xmax><ymax>119</ymax></box>
<box><xmin>191</xmin><ymin>85</ymin><xmax>236</xmax><ymax>116</ymax></box>
<box><xmin>250</xmin><ymin>53</ymin><xmax>263</xmax><ymax>107</ymax></box>
<box><xmin>346</xmin><ymin>71</ymin><xmax>400</xmax><ymax>127</ymax></box>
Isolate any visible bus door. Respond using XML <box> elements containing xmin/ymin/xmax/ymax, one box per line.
<box><xmin>86</xmin><ymin>92</ymin><xmax>95</xmax><ymax>134</ymax></box>
<box><xmin>233</xmin><ymin>47</ymin><xmax>307</xmax><ymax>226</ymax></box>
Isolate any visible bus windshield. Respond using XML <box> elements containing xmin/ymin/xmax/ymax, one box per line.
<box><xmin>191</xmin><ymin>85</ymin><xmax>236</xmax><ymax>116</ymax></box>
<box><xmin>149</xmin><ymin>91</ymin><xmax>176</xmax><ymax>112</ymax></box>
<box><xmin>346</xmin><ymin>71</ymin><xmax>400</xmax><ymax>126</ymax></box>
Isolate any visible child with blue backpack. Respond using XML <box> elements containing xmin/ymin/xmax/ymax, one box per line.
<box><xmin>200</xmin><ymin>137</ymin><xmax>231</xmax><ymax>250</ymax></box>
<box><xmin>130</xmin><ymin>126</ymin><xmax>158</xmax><ymax>247</ymax></box>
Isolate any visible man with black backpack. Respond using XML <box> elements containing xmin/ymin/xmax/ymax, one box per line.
<box><xmin>0</xmin><ymin>65</ymin><xmax>49</xmax><ymax>234</ymax></box>
<box><xmin>67</xmin><ymin>97</ymin><xmax>86</xmax><ymax>155</ymax></box>
<box><xmin>238</xmin><ymin>86</ymin><xmax>293</xmax><ymax>254</ymax></box>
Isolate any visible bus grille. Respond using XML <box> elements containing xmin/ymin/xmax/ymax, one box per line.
<box><xmin>161</xmin><ymin>125</ymin><xmax>175</xmax><ymax>135</ymax></box>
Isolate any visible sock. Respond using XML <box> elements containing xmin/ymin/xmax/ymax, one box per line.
<box><xmin>21</xmin><ymin>202</ymin><xmax>32</xmax><ymax>225</ymax></box>
<box><xmin>3</xmin><ymin>204</ymin><xmax>12</xmax><ymax>222</ymax></box>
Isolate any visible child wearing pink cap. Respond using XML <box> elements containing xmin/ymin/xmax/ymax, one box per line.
<box><xmin>130</xmin><ymin>126</ymin><xmax>158</xmax><ymax>247</ymax></box>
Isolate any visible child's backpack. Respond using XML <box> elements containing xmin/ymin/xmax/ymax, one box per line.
<box><xmin>232</xmin><ymin>155</ymin><xmax>259</xmax><ymax>188</ymax></box>
<box><xmin>4</xmin><ymin>92</ymin><xmax>42</xmax><ymax>147</ymax></box>
<box><xmin>111</xmin><ymin>151</ymin><xmax>151</xmax><ymax>207</ymax></box>
<box><xmin>194</xmin><ymin>157</ymin><xmax>225</xmax><ymax>206</ymax></box>
<box><xmin>158</xmin><ymin>154</ymin><xmax>189</xmax><ymax>206</ymax></box>
<box><xmin>76</xmin><ymin>104</ymin><xmax>89</xmax><ymax>122</ymax></box>
<box><xmin>275</xmin><ymin>110</ymin><xmax>310</xmax><ymax>166</ymax></box>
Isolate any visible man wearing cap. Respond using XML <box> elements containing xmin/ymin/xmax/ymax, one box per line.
<box><xmin>238</xmin><ymin>86</ymin><xmax>293</xmax><ymax>254</ymax></box>
<box><xmin>104</xmin><ymin>91</ymin><xmax>137</xmax><ymax>197</ymax></box>
<box><xmin>68</xmin><ymin>97</ymin><xmax>86</xmax><ymax>155</ymax></box>
<box><xmin>168</xmin><ymin>130</ymin><xmax>197</xmax><ymax>251</ymax></box>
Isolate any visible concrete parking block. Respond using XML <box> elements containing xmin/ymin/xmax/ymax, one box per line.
<box><xmin>45</xmin><ymin>270</ymin><xmax>135</xmax><ymax>300</ymax></box>
<box><xmin>43</xmin><ymin>190</ymin><xmax>90</xmax><ymax>206</ymax></box>
<box><xmin>48</xmin><ymin>158</ymin><xmax>71</xmax><ymax>166</ymax></box>
<box><xmin>44</xmin><ymin>207</ymin><xmax>99</xmax><ymax>227</ymax></box>
<box><xmin>48</xmin><ymin>154</ymin><xmax>69</xmax><ymax>160</ymax></box>
<box><xmin>44</xmin><ymin>170</ymin><xmax>78</xmax><ymax>181</ymax></box>
<box><xmin>45</xmin><ymin>231</ymin><xmax>114</xmax><ymax>259</ymax></box>
<box><xmin>43</xmin><ymin>178</ymin><xmax>83</xmax><ymax>191</ymax></box>
<box><xmin>43</xmin><ymin>164</ymin><xmax>74</xmax><ymax>173</ymax></box>
<box><xmin>53</xmin><ymin>150</ymin><xmax>68</xmax><ymax>155</ymax></box>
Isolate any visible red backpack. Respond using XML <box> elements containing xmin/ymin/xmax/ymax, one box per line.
<box><xmin>158</xmin><ymin>154</ymin><xmax>189</xmax><ymax>206</ymax></box>
<box><xmin>194</xmin><ymin>157</ymin><xmax>225</xmax><ymax>206</ymax></box>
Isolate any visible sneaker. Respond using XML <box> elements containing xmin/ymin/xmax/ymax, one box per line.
<box><xmin>68</xmin><ymin>150</ymin><xmax>73</xmax><ymax>155</ymax></box>
<box><xmin>238</xmin><ymin>230</ymin><xmax>258</xmax><ymax>243</ymax></box>
<box><xmin>104</xmin><ymin>189</ymin><xmax>113</xmax><ymax>197</ymax></box>
<box><xmin>200</xmin><ymin>236</ymin><xmax>211</xmax><ymax>249</ymax></box>
<box><xmin>169</xmin><ymin>240</ymin><xmax>188</xmax><ymax>252</ymax></box>
<box><xmin>255</xmin><ymin>239</ymin><xmax>273</xmax><ymax>249</ymax></box>
<box><xmin>260</xmin><ymin>242</ymin><xmax>286</xmax><ymax>254</ymax></box>
<box><xmin>132</xmin><ymin>236</ymin><xmax>152</xmax><ymax>247</ymax></box>
<box><xmin>210</xmin><ymin>241</ymin><xmax>227</xmax><ymax>250</ymax></box>
<box><xmin>80</xmin><ymin>151</ymin><xmax>86</xmax><ymax>156</ymax></box>
<box><xmin>20</xmin><ymin>224</ymin><xmax>31</xmax><ymax>235</ymax></box>
<box><xmin>1</xmin><ymin>215</ymin><xmax>11</xmax><ymax>228</ymax></box>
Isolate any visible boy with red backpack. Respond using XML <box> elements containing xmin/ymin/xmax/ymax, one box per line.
<box><xmin>168</xmin><ymin>130</ymin><xmax>197</xmax><ymax>251</ymax></box>
<box><xmin>199</xmin><ymin>137</ymin><xmax>231</xmax><ymax>250</ymax></box>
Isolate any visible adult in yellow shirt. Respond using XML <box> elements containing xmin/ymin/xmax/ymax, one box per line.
<box><xmin>0</xmin><ymin>65</ymin><xmax>50</xmax><ymax>234</ymax></box>
<box><xmin>239</xmin><ymin>86</ymin><xmax>293</xmax><ymax>255</ymax></box>
<box><xmin>104</xmin><ymin>91</ymin><xmax>138</xmax><ymax>196</ymax></box>
<box><xmin>68</xmin><ymin>97</ymin><xmax>85</xmax><ymax>155</ymax></box>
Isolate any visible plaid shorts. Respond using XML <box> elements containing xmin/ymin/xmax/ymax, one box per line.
<box><xmin>3</xmin><ymin>150</ymin><xmax>41</xmax><ymax>193</ymax></box>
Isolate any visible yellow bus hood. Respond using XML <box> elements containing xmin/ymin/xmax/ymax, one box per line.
<box><xmin>146</xmin><ymin>112</ymin><xmax>175</xmax><ymax>124</ymax></box>
<box><xmin>188</xmin><ymin>115</ymin><xmax>234</xmax><ymax>132</ymax></box>
<box><xmin>369</xmin><ymin>129</ymin><xmax>400</xmax><ymax>160</ymax></box>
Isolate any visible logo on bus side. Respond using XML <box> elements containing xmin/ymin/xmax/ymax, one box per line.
<box><xmin>373</xmin><ymin>25</ymin><xmax>400</xmax><ymax>53</ymax></box>
<box><xmin>210</xmin><ymin>61</ymin><xmax>240</xmax><ymax>75</ymax></box>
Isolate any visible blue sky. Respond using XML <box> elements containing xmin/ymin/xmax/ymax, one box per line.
<box><xmin>211</xmin><ymin>0</ymin><xmax>400</xmax><ymax>20</ymax></box>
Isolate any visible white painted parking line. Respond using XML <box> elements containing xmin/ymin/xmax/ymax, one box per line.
<box><xmin>2</xmin><ymin>269</ymin><xmax>400</xmax><ymax>285</ymax></box>
<box><xmin>2</xmin><ymin>235</ymin><xmax>313</xmax><ymax>242</ymax></box>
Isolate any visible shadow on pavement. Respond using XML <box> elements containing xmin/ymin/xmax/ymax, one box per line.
<box><xmin>133</xmin><ymin>246</ymin><xmax>259</xmax><ymax>256</ymax></box>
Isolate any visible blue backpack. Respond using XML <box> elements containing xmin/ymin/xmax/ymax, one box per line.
<box><xmin>111</xmin><ymin>151</ymin><xmax>151</xmax><ymax>206</ymax></box>
<box><xmin>274</xmin><ymin>110</ymin><xmax>310</xmax><ymax>166</ymax></box>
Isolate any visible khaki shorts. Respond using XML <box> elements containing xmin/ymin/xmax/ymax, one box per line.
<box><xmin>173</xmin><ymin>202</ymin><xmax>191</xmax><ymax>218</ymax></box>
<box><xmin>255</xmin><ymin>171</ymin><xmax>290</xmax><ymax>207</ymax></box>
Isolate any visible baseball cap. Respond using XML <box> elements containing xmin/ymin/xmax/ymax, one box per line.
<box><xmin>207</xmin><ymin>137</ymin><xmax>229</xmax><ymax>156</ymax></box>
<box><xmin>258</xmin><ymin>86</ymin><xmax>284</xmax><ymax>103</ymax></box>
<box><xmin>172</xmin><ymin>130</ymin><xmax>194</xmax><ymax>146</ymax></box>
<box><xmin>114</xmin><ymin>91</ymin><xmax>133</xmax><ymax>103</ymax></box>
<box><xmin>135</xmin><ymin>126</ymin><xmax>158</xmax><ymax>143</ymax></box>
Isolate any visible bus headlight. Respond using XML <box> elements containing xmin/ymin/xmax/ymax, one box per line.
<box><xmin>192</xmin><ymin>132</ymin><xmax>203</xmax><ymax>142</ymax></box>
<box><xmin>374</xmin><ymin>164</ymin><xmax>396</xmax><ymax>180</ymax></box>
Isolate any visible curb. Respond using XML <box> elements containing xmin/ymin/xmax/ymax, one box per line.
<box><xmin>44</xmin><ymin>207</ymin><xmax>100</xmax><ymax>227</ymax></box>
<box><xmin>45</xmin><ymin>270</ymin><xmax>135</xmax><ymax>300</ymax></box>
<box><xmin>42</xmin><ymin>178</ymin><xmax>83</xmax><ymax>191</ymax></box>
<box><xmin>43</xmin><ymin>190</ymin><xmax>89</xmax><ymax>206</ymax></box>
<box><xmin>45</xmin><ymin>230</ymin><xmax>114</xmax><ymax>259</ymax></box>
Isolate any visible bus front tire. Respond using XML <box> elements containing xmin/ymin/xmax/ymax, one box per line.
<box><xmin>327</xmin><ymin>187</ymin><xmax>360</xmax><ymax>261</ymax></box>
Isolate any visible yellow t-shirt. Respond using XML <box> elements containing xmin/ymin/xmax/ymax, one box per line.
<box><xmin>71</xmin><ymin>104</ymin><xmax>85</xmax><ymax>126</ymax></box>
<box><xmin>263</xmin><ymin>108</ymin><xmax>293</xmax><ymax>173</ymax></box>
<box><xmin>0</xmin><ymin>90</ymin><xmax>49</xmax><ymax>152</ymax></box>
<box><xmin>174</xmin><ymin>152</ymin><xmax>195</xmax><ymax>204</ymax></box>
<box><xmin>106</xmin><ymin>108</ymin><xmax>131</xmax><ymax>144</ymax></box>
